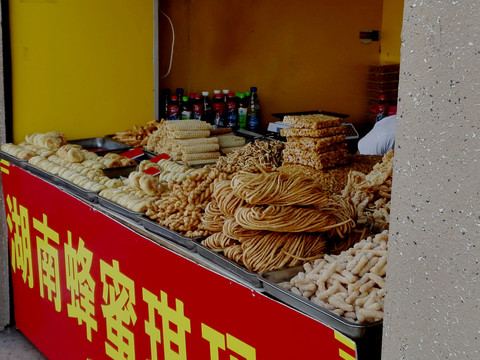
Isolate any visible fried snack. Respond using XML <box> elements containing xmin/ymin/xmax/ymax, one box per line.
<box><xmin>215</xmin><ymin>140</ymin><xmax>284</xmax><ymax>173</ymax></box>
<box><xmin>283</xmin><ymin>230</ymin><xmax>388</xmax><ymax>324</ymax></box>
<box><xmin>57</xmin><ymin>144</ymin><xmax>85</xmax><ymax>163</ymax></box>
<box><xmin>222</xmin><ymin>217</ymin><xmax>266</xmax><ymax>242</ymax></box>
<box><xmin>283</xmin><ymin>147</ymin><xmax>350</xmax><ymax>170</ymax></box>
<box><xmin>201</xmin><ymin>232</ymin><xmax>238</xmax><ymax>252</ymax></box>
<box><xmin>128</xmin><ymin>171</ymin><xmax>164</xmax><ymax>196</ymax></box>
<box><xmin>1</xmin><ymin>143</ymin><xmax>37</xmax><ymax>160</ymax></box>
<box><xmin>280</xmin><ymin>126</ymin><xmax>346</xmax><ymax>138</ymax></box>
<box><xmin>282</xmin><ymin>114</ymin><xmax>343</xmax><ymax>129</ymax></box>
<box><xmin>230</xmin><ymin>170</ymin><xmax>330</xmax><ymax>207</ymax></box>
<box><xmin>234</xmin><ymin>201</ymin><xmax>355</xmax><ymax>235</ymax></box>
<box><xmin>279</xmin><ymin>154</ymin><xmax>382</xmax><ymax>195</ymax></box>
<box><xmin>200</xmin><ymin>201</ymin><xmax>226</xmax><ymax>233</ymax></box>
<box><xmin>112</xmin><ymin>120</ymin><xmax>159</xmax><ymax>147</ymax></box>
<box><xmin>213</xmin><ymin>180</ymin><xmax>248</xmax><ymax>217</ymax></box>
<box><xmin>215</xmin><ymin>231</ymin><xmax>328</xmax><ymax>272</ymax></box>
<box><xmin>342</xmin><ymin>150</ymin><xmax>393</xmax><ymax>232</ymax></box>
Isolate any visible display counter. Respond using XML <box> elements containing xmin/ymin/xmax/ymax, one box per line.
<box><xmin>1</xmin><ymin>156</ymin><xmax>381</xmax><ymax>359</ymax></box>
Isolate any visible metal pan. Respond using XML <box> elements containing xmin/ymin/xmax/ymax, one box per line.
<box><xmin>258</xmin><ymin>267</ymin><xmax>383</xmax><ymax>339</ymax></box>
<box><xmin>55</xmin><ymin>177</ymin><xmax>99</xmax><ymax>203</ymax></box>
<box><xmin>0</xmin><ymin>150</ymin><xmax>30</xmax><ymax>169</ymax></box>
<box><xmin>24</xmin><ymin>163</ymin><xmax>60</xmax><ymax>185</ymax></box>
<box><xmin>140</xmin><ymin>216</ymin><xmax>197</xmax><ymax>251</ymax></box>
<box><xmin>195</xmin><ymin>241</ymin><xmax>263</xmax><ymax>288</ymax></box>
<box><xmin>69</xmin><ymin>137</ymin><xmax>130</xmax><ymax>153</ymax></box>
<box><xmin>97</xmin><ymin>196</ymin><xmax>144</xmax><ymax>224</ymax></box>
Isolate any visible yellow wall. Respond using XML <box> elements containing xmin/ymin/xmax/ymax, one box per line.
<box><xmin>9</xmin><ymin>0</ymin><xmax>154</xmax><ymax>144</ymax></box>
<box><xmin>158</xmin><ymin>0</ymin><xmax>385</xmax><ymax>128</ymax></box>
<box><xmin>380</xmin><ymin>0</ymin><xmax>404</xmax><ymax>63</ymax></box>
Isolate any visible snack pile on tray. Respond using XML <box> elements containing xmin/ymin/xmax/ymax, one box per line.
<box><xmin>145</xmin><ymin>140</ymin><xmax>286</xmax><ymax>237</ymax></box>
<box><xmin>281</xmin><ymin>114</ymin><xmax>349</xmax><ymax>170</ymax></box>
<box><xmin>144</xmin><ymin>120</ymin><xmax>221</xmax><ymax>166</ymax></box>
<box><xmin>111</xmin><ymin>120</ymin><xmax>159</xmax><ymax>147</ymax></box>
<box><xmin>200</xmin><ymin>170</ymin><xmax>358</xmax><ymax>272</ymax></box>
<box><xmin>0</xmin><ymin>132</ymin><xmax>138</xmax><ymax>192</ymax></box>
<box><xmin>281</xmin><ymin>230</ymin><xmax>388</xmax><ymax>324</ymax></box>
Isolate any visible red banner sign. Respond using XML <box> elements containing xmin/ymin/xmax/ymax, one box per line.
<box><xmin>1</xmin><ymin>159</ymin><xmax>357</xmax><ymax>360</ymax></box>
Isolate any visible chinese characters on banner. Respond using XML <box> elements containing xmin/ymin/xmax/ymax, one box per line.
<box><xmin>1</xmin><ymin>160</ymin><xmax>356</xmax><ymax>360</ymax></box>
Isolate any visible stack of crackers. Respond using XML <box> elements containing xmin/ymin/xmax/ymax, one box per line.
<box><xmin>280</xmin><ymin>114</ymin><xmax>350</xmax><ymax>170</ymax></box>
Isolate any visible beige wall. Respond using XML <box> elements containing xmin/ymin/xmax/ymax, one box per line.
<box><xmin>383</xmin><ymin>0</ymin><xmax>480</xmax><ymax>358</ymax></box>
<box><xmin>158</xmin><ymin>0</ymin><xmax>384</xmax><ymax>129</ymax></box>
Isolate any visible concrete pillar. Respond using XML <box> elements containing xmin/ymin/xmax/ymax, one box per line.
<box><xmin>0</xmin><ymin>4</ymin><xmax>11</xmax><ymax>331</ymax></box>
<box><xmin>383</xmin><ymin>0</ymin><xmax>480</xmax><ymax>358</ymax></box>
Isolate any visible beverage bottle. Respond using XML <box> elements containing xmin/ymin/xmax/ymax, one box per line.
<box><xmin>213</xmin><ymin>89</ymin><xmax>221</xmax><ymax>97</ymax></box>
<box><xmin>246</xmin><ymin>87</ymin><xmax>261</xmax><ymax>131</ymax></box>
<box><xmin>181</xmin><ymin>96</ymin><xmax>192</xmax><ymax>119</ymax></box>
<box><xmin>222</xmin><ymin>89</ymin><xmax>230</xmax><ymax>103</ymax></box>
<box><xmin>212</xmin><ymin>93</ymin><xmax>226</xmax><ymax>127</ymax></box>
<box><xmin>237</xmin><ymin>93</ymin><xmax>248</xmax><ymax>129</ymax></box>
<box><xmin>375</xmin><ymin>94</ymin><xmax>390</xmax><ymax>122</ymax></box>
<box><xmin>167</xmin><ymin>95</ymin><xmax>180</xmax><ymax>120</ymax></box>
<box><xmin>201</xmin><ymin>91</ymin><xmax>214</xmax><ymax>123</ymax></box>
<box><xmin>160</xmin><ymin>88</ymin><xmax>170</xmax><ymax>120</ymax></box>
<box><xmin>225</xmin><ymin>92</ymin><xmax>239</xmax><ymax>129</ymax></box>
<box><xmin>176</xmin><ymin>88</ymin><xmax>184</xmax><ymax>109</ymax></box>
<box><xmin>192</xmin><ymin>93</ymin><xmax>203</xmax><ymax>120</ymax></box>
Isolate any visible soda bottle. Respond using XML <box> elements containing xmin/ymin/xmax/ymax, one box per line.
<box><xmin>237</xmin><ymin>93</ymin><xmax>247</xmax><ymax>129</ymax></box>
<box><xmin>201</xmin><ymin>91</ymin><xmax>214</xmax><ymax>123</ymax></box>
<box><xmin>375</xmin><ymin>94</ymin><xmax>390</xmax><ymax>122</ymax></box>
<box><xmin>212</xmin><ymin>93</ymin><xmax>226</xmax><ymax>127</ymax></box>
<box><xmin>226</xmin><ymin>92</ymin><xmax>239</xmax><ymax>129</ymax></box>
<box><xmin>222</xmin><ymin>89</ymin><xmax>230</xmax><ymax>103</ymax></box>
<box><xmin>181</xmin><ymin>96</ymin><xmax>192</xmax><ymax>119</ymax></box>
<box><xmin>213</xmin><ymin>89</ymin><xmax>221</xmax><ymax>97</ymax></box>
<box><xmin>167</xmin><ymin>95</ymin><xmax>180</xmax><ymax>120</ymax></box>
<box><xmin>160</xmin><ymin>88</ymin><xmax>170</xmax><ymax>120</ymax></box>
<box><xmin>192</xmin><ymin>94</ymin><xmax>203</xmax><ymax>120</ymax></box>
<box><xmin>176</xmin><ymin>88</ymin><xmax>184</xmax><ymax>109</ymax></box>
<box><xmin>246</xmin><ymin>87</ymin><xmax>261</xmax><ymax>131</ymax></box>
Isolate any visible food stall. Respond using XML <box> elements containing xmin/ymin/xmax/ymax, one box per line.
<box><xmin>1</xmin><ymin>1</ymin><xmax>403</xmax><ymax>359</ymax></box>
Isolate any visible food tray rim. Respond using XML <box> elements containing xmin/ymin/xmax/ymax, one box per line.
<box><xmin>258</xmin><ymin>267</ymin><xmax>382</xmax><ymax>339</ymax></box>
<box><xmin>140</xmin><ymin>216</ymin><xmax>197</xmax><ymax>251</ymax></box>
<box><xmin>97</xmin><ymin>196</ymin><xmax>144</xmax><ymax>224</ymax></box>
<box><xmin>195</xmin><ymin>241</ymin><xmax>263</xmax><ymax>288</ymax></box>
<box><xmin>56</xmin><ymin>177</ymin><xmax>99</xmax><ymax>203</ymax></box>
<box><xmin>0</xmin><ymin>150</ymin><xmax>30</xmax><ymax>168</ymax></box>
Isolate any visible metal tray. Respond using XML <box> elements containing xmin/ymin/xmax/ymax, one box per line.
<box><xmin>97</xmin><ymin>196</ymin><xmax>144</xmax><ymax>224</ymax></box>
<box><xmin>258</xmin><ymin>267</ymin><xmax>383</xmax><ymax>339</ymax></box>
<box><xmin>24</xmin><ymin>163</ymin><xmax>60</xmax><ymax>185</ymax></box>
<box><xmin>140</xmin><ymin>216</ymin><xmax>197</xmax><ymax>251</ymax></box>
<box><xmin>69</xmin><ymin>137</ymin><xmax>130</xmax><ymax>153</ymax></box>
<box><xmin>55</xmin><ymin>177</ymin><xmax>99</xmax><ymax>203</ymax></box>
<box><xmin>195</xmin><ymin>241</ymin><xmax>263</xmax><ymax>288</ymax></box>
<box><xmin>101</xmin><ymin>150</ymin><xmax>159</xmax><ymax>179</ymax></box>
<box><xmin>0</xmin><ymin>150</ymin><xmax>30</xmax><ymax>169</ymax></box>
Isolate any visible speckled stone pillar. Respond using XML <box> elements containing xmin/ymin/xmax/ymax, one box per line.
<box><xmin>383</xmin><ymin>1</ymin><xmax>480</xmax><ymax>358</ymax></box>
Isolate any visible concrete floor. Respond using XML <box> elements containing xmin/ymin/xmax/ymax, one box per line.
<box><xmin>0</xmin><ymin>326</ymin><xmax>47</xmax><ymax>359</ymax></box>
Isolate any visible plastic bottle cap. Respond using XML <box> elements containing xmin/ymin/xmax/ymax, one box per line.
<box><xmin>214</xmin><ymin>90</ymin><xmax>221</xmax><ymax>94</ymax></box>
<box><xmin>182</xmin><ymin>96</ymin><xmax>189</xmax><ymax>101</ymax></box>
<box><xmin>176</xmin><ymin>88</ymin><xmax>184</xmax><ymax>92</ymax></box>
<box><xmin>202</xmin><ymin>91</ymin><xmax>209</xmax><ymax>96</ymax></box>
<box><xmin>228</xmin><ymin>92</ymin><xmax>235</xmax><ymax>97</ymax></box>
<box><xmin>238</xmin><ymin>94</ymin><xmax>244</xmax><ymax>99</ymax></box>
<box><xmin>215</xmin><ymin>94</ymin><xmax>223</xmax><ymax>99</ymax></box>
<box><xmin>194</xmin><ymin>94</ymin><xmax>201</xmax><ymax>99</ymax></box>
<box><xmin>250</xmin><ymin>87</ymin><xmax>257</xmax><ymax>92</ymax></box>
<box><xmin>171</xmin><ymin>95</ymin><xmax>178</xmax><ymax>100</ymax></box>
<box><xmin>223</xmin><ymin>89</ymin><xmax>229</xmax><ymax>94</ymax></box>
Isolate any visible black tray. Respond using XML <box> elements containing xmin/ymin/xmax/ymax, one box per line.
<box><xmin>140</xmin><ymin>216</ymin><xmax>197</xmax><ymax>251</ymax></box>
<box><xmin>195</xmin><ymin>241</ymin><xmax>263</xmax><ymax>288</ymax></box>
<box><xmin>97</xmin><ymin>196</ymin><xmax>144</xmax><ymax>224</ymax></box>
<box><xmin>258</xmin><ymin>267</ymin><xmax>383</xmax><ymax>339</ymax></box>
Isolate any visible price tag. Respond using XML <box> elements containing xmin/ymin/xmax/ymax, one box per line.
<box><xmin>120</xmin><ymin>148</ymin><xmax>144</xmax><ymax>159</ymax></box>
<box><xmin>143</xmin><ymin>167</ymin><xmax>161</xmax><ymax>176</ymax></box>
<box><xmin>149</xmin><ymin>153</ymin><xmax>171</xmax><ymax>162</ymax></box>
